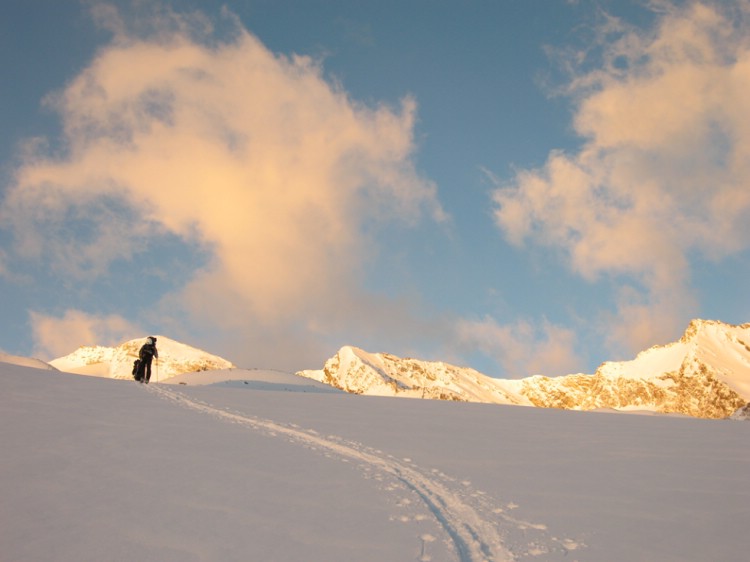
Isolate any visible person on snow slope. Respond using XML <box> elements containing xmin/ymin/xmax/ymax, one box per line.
<box><xmin>136</xmin><ymin>336</ymin><xmax>159</xmax><ymax>384</ymax></box>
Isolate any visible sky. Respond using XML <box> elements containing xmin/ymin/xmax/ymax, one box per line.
<box><xmin>2</xmin><ymin>0</ymin><xmax>750</xmax><ymax>376</ymax></box>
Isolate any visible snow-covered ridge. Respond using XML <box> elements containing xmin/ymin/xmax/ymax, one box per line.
<box><xmin>19</xmin><ymin>319</ymin><xmax>750</xmax><ymax>418</ymax></box>
<box><xmin>298</xmin><ymin>319</ymin><xmax>750</xmax><ymax>419</ymax></box>
<box><xmin>0</xmin><ymin>351</ymin><xmax>58</xmax><ymax>371</ymax></box>
<box><xmin>298</xmin><ymin>345</ymin><xmax>528</xmax><ymax>405</ymax></box>
<box><xmin>50</xmin><ymin>336</ymin><xmax>235</xmax><ymax>380</ymax></box>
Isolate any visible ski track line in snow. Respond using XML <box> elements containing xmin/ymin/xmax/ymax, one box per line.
<box><xmin>148</xmin><ymin>384</ymin><xmax>580</xmax><ymax>562</ymax></box>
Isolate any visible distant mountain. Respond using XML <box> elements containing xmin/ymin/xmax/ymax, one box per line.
<box><xmin>50</xmin><ymin>336</ymin><xmax>235</xmax><ymax>380</ymax></box>
<box><xmin>297</xmin><ymin>320</ymin><xmax>750</xmax><ymax>419</ymax></box>
<box><xmin>298</xmin><ymin>346</ymin><xmax>529</xmax><ymax>404</ymax></box>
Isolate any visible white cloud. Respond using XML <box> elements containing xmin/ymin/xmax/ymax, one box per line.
<box><xmin>30</xmin><ymin>309</ymin><xmax>140</xmax><ymax>360</ymax></box>
<box><xmin>2</xmin><ymin>6</ymin><xmax>444</xmax><ymax>369</ymax></box>
<box><xmin>492</xmin><ymin>1</ymin><xmax>750</xmax><ymax>355</ymax></box>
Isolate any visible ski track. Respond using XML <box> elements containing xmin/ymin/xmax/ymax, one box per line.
<box><xmin>148</xmin><ymin>384</ymin><xmax>581</xmax><ymax>562</ymax></box>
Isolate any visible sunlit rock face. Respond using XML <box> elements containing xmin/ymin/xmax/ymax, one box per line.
<box><xmin>730</xmin><ymin>403</ymin><xmax>750</xmax><ymax>420</ymax></box>
<box><xmin>299</xmin><ymin>320</ymin><xmax>750</xmax><ymax>419</ymax></box>
<box><xmin>519</xmin><ymin>365</ymin><xmax>746</xmax><ymax>419</ymax></box>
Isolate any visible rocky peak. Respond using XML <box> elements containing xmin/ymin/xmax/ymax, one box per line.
<box><xmin>299</xmin><ymin>320</ymin><xmax>750</xmax><ymax>419</ymax></box>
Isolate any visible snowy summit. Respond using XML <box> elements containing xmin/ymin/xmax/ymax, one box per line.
<box><xmin>50</xmin><ymin>336</ymin><xmax>235</xmax><ymax>380</ymax></box>
<box><xmin>299</xmin><ymin>320</ymin><xmax>750</xmax><ymax>419</ymax></box>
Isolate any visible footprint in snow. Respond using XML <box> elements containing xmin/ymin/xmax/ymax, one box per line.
<box><xmin>149</xmin><ymin>385</ymin><xmax>583</xmax><ymax>562</ymax></box>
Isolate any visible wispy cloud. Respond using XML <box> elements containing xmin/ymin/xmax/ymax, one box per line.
<box><xmin>457</xmin><ymin>316</ymin><xmax>582</xmax><ymax>378</ymax></box>
<box><xmin>2</xmin><ymin>5</ymin><xmax>444</xmax><ymax>369</ymax></box>
<box><xmin>492</xmin><ymin>0</ymin><xmax>750</xmax><ymax>356</ymax></box>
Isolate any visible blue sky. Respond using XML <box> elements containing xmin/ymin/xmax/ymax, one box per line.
<box><xmin>2</xmin><ymin>0</ymin><xmax>750</xmax><ymax>376</ymax></box>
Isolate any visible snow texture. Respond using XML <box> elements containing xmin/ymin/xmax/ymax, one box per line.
<box><xmin>2</xmin><ymin>362</ymin><xmax>749</xmax><ymax>561</ymax></box>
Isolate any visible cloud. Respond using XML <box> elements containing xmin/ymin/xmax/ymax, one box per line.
<box><xmin>492</xmin><ymin>0</ymin><xmax>750</xmax><ymax>355</ymax></box>
<box><xmin>457</xmin><ymin>317</ymin><xmax>582</xmax><ymax>378</ymax></box>
<box><xmin>30</xmin><ymin>309</ymin><xmax>140</xmax><ymax>360</ymax></box>
<box><xmin>2</xmin><ymin>5</ymin><xmax>444</xmax><ymax>369</ymax></box>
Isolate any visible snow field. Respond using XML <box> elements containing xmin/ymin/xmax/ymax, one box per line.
<box><xmin>2</xmin><ymin>363</ymin><xmax>750</xmax><ymax>561</ymax></box>
<box><xmin>149</xmin><ymin>384</ymin><xmax>575</xmax><ymax>561</ymax></box>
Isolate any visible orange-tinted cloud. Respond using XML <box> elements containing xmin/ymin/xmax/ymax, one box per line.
<box><xmin>493</xmin><ymin>1</ymin><xmax>750</xmax><ymax>355</ymax></box>
<box><xmin>30</xmin><ymin>309</ymin><xmax>139</xmax><ymax>360</ymax></box>
<box><xmin>3</xmin><ymin>7</ymin><xmax>444</xmax><ymax>368</ymax></box>
<box><xmin>457</xmin><ymin>316</ymin><xmax>581</xmax><ymax>378</ymax></box>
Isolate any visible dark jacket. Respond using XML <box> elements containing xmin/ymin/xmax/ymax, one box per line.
<box><xmin>139</xmin><ymin>342</ymin><xmax>159</xmax><ymax>364</ymax></box>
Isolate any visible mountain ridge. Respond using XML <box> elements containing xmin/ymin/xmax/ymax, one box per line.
<box><xmin>30</xmin><ymin>319</ymin><xmax>750</xmax><ymax>419</ymax></box>
<box><xmin>297</xmin><ymin>319</ymin><xmax>750</xmax><ymax>419</ymax></box>
<box><xmin>0</xmin><ymin>351</ymin><xmax>58</xmax><ymax>371</ymax></box>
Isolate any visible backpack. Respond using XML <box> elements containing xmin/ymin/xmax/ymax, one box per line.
<box><xmin>132</xmin><ymin>359</ymin><xmax>141</xmax><ymax>380</ymax></box>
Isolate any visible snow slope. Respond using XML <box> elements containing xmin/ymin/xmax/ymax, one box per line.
<box><xmin>0</xmin><ymin>351</ymin><xmax>57</xmax><ymax>370</ymax></box>
<box><xmin>299</xmin><ymin>320</ymin><xmax>750</xmax><ymax>418</ymax></box>
<box><xmin>2</xmin><ymin>362</ymin><xmax>749</xmax><ymax>561</ymax></box>
<box><xmin>164</xmin><ymin>367</ymin><xmax>344</xmax><ymax>394</ymax></box>
<box><xmin>49</xmin><ymin>336</ymin><xmax>234</xmax><ymax>380</ymax></box>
